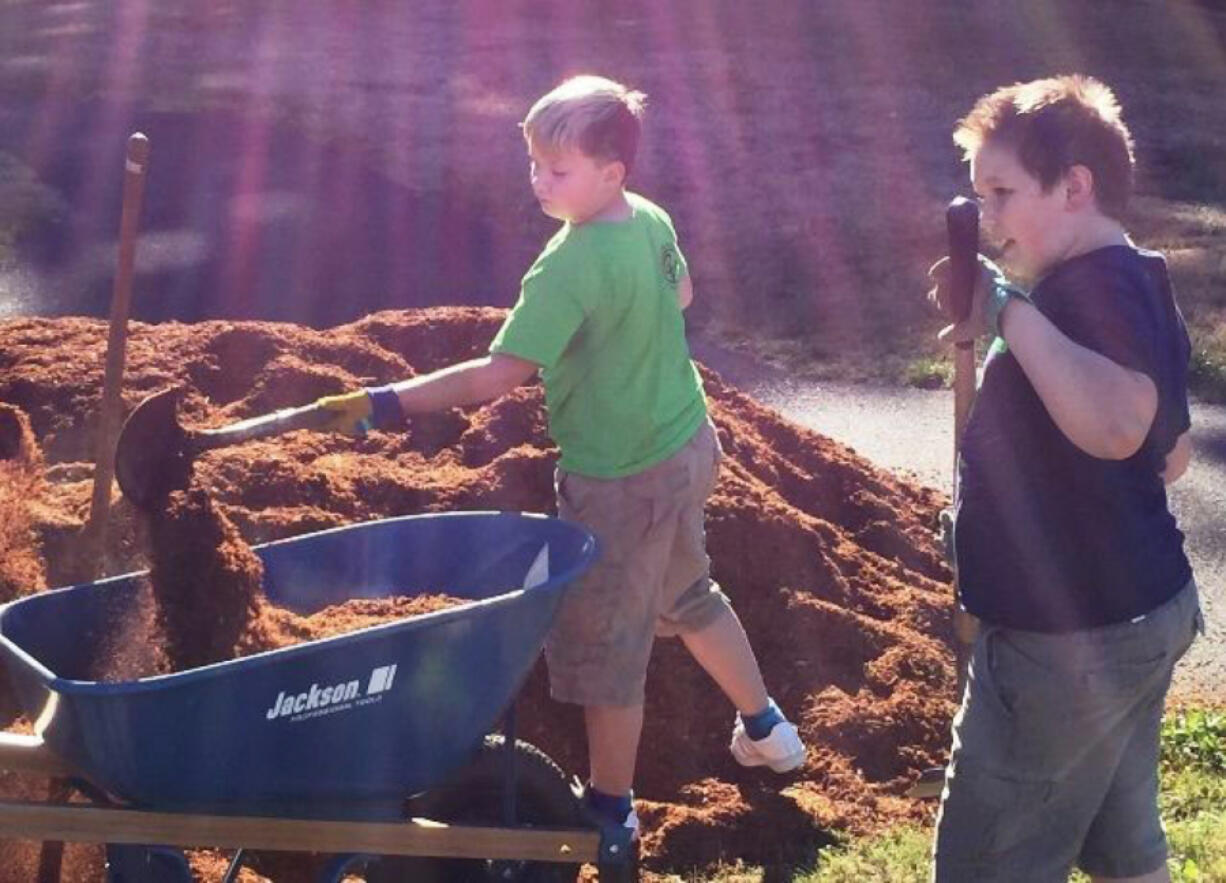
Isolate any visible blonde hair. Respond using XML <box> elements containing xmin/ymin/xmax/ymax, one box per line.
<box><xmin>953</xmin><ymin>74</ymin><xmax>1135</xmax><ymax>219</ymax></box>
<box><xmin>522</xmin><ymin>75</ymin><xmax>647</xmax><ymax>174</ymax></box>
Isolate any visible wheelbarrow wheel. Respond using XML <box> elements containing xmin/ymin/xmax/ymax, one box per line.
<box><xmin>363</xmin><ymin>734</ymin><xmax>581</xmax><ymax>883</ymax></box>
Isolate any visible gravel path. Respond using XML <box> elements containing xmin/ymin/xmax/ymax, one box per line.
<box><xmin>693</xmin><ymin>336</ymin><xmax>1225</xmax><ymax>703</ymax></box>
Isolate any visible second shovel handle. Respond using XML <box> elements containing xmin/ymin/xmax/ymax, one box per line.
<box><xmin>946</xmin><ymin>197</ymin><xmax>980</xmax><ymax>324</ymax></box>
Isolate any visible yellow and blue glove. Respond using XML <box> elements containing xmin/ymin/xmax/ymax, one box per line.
<box><xmin>315</xmin><ymin>386</ymin><xmax>404</xmax><ymax>436</ymax></box>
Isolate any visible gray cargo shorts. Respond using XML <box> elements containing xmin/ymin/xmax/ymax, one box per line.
<box><xmin>545</xmin><ymin>420</ymin><xmax>733</xmax><ymax>707</ymax></box>
<box><xmin>934</xmin><ymin>578</ymin><xmax>1202</xmax><ymax>882</ymax></box>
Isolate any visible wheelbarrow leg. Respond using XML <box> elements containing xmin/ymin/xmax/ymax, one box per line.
<box><xmin>35</xmin><ymin>777</ymin><xmax>72</xmax><ymax>883</ymax></box>
<box><xmin>35</xmin><ymin>843</ymin><xmax>62</xmax><ymax>883</ymax></box>
<box><xmin>594</xmin><ymin>820</ymin><xmax>639</xmax><ymax>882</ymax></box>
<box><xmin>502</xmin><ymin>705</ymin><xmax>520</xmax><ymax>827</ymax></box>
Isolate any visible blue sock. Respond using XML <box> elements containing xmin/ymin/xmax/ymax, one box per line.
<box><xmin>585</xmin><ymin>784</ymin><xmax>633</xmax><ymax>825</ymax></box>
<box><xmin>742</xmin><ymin>698</ymin><xmax>786</xmax><ymax>741</ymax></box>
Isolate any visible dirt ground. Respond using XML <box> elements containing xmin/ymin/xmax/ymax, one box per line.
<box><xmin>0</xmin><ymin>309</ymin><xmax>954</xmax><ymax>880</ymax></box>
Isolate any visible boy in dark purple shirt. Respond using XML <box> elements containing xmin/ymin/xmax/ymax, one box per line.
<box><xmin>929</xmin><ymin>75</ymin><xmax>1201</xmax><ymax>883</ymax></box>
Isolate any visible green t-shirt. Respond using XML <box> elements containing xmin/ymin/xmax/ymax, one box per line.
<box><xmin>489</xmin><ymin>192</ymin><xmax>707</xmax><ymax>478</ymax></box>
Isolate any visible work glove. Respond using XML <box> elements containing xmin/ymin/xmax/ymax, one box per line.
<box><xmin>927</xmin><ymin>254</ymin><xmax>1029</xmax><ymax>344</ymax></box>
<box><xmin>315</xmin><ymin>386</ymin><xmax>404</xmax><ymax>436</ymax></box>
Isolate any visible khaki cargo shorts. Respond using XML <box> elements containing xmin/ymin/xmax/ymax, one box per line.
<box><xmin>934</xmin><ymin>578</ymin><xmax>1203</xmax><ymax>882</ymax></box>
<box><xmin>545</xmin><ymin>420</ymin><xmax>733</xmax><ymax>707</ymax></box>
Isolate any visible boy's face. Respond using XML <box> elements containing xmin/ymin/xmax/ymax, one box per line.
<box><xmin>527</xmin><ymin>139</ymin><xmax>624</xmax><ymax>225</ymax></box>
<box><xmin>971</xmin><ymin>139</ymin><xmax>1077</xmax><ymax>284</ymax></box>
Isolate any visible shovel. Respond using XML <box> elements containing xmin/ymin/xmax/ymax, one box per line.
<box><xmin>85</xmin><ymin>133</ymin><xmax>150</xmax><ymax>558</ymax></box>
<box><xmin>908</xmin><ymin>196</ymin><xmax>981</xmax><ymax>800</ymax></box>
<box><xmin>114</xmin><ymin>386</ymin><xmax>338</xmax><ymax>509</ymax></box>
<box><xmin>945</xmin><ymin>196</ymin><xmax>982</xmax><ymax>690</ymax></box>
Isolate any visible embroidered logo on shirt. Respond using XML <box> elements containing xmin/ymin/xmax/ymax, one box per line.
<box><xmin>661</xmin><ymin>245</ymin><xmax>681</xmax><ymax>285</ymax></box>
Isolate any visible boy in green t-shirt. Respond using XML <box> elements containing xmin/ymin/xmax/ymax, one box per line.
<box><xmin>317</xmin><ymin>75</ymin><xmax>804</xmax><ymax>837</ymax></box>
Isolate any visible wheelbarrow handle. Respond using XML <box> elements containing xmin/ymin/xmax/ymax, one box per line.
<box><xmin>0</xmin><ymin>733</ymin><xmax>73</xmax><ymax>778</ymax></box>
<box><xmin>192</xmin><ymin>403</ymin><xmax>334</xmax><ymax>452</ymax></box>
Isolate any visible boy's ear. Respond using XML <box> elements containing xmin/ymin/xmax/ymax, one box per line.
<box><xmin>1064</xmin><ymin>164</ymin><xmax>1096</xmax><ymax>211</ymax></box>
<box><xmin>602</xmin><ymin>159</ymin><xmax>627</xmax><ymax>188</ymax></box>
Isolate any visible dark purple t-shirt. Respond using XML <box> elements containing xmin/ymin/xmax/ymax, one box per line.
<box><xmin>955</xmin><ymin>245</ymin><xmax>1192</xmax><ymax>632</ymax></box>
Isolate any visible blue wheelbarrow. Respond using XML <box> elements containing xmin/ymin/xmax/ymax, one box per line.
<box><xmin>0</xmin><ymin>512</ymin><xmax>637</xmax><ymax>882</ymax></box>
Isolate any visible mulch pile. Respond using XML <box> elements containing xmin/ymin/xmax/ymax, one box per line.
<box><xmin>0</xmin><ymin>403</ymin><xmax>48</xmax><ymax>606</ymax></box>
<box><xmin>0</xmin><ymin>308</ymin><xmax>956</xmax><ymax>880</ymax></box>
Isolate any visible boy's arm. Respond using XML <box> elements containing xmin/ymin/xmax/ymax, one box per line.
<box><xmin>315</xmin><ymin>353</ymin><xmax>539</xmax><ymax>434</ymax></box>
<box><xmin>678</xmin><ymin>274</ymin><xmax>694</xmax><ymax>310</ymax></box>
<box><xmin>388</xmin><ymin>353</ymin><xmax>539</xmax><ymax>414</ymax></box>
<box><xmin>997</xmin><ymin>299</ymin><xmax>1157</xmax><ymax>460</ymax></box>
<box><xmin>1161</xmin><ymin>430</ymin><xmax>1192</xmax><ymax>484</ymax></box>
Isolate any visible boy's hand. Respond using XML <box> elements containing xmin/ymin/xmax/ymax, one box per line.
<box><xmin>1161</xmin><ymin>431</ymin><xmax>1192</xmax><ymax>484</ymax></box>
<box><xmin>928</xmin><ymin>255</ymin><xmax>1026</xmax><ymax>343</ymax></box>
<box><xmin>315</xmin><ymin>390</ymin><xmax>374</xmax><ymax>435</ymax></box>
<box><xmin>316</xmin><ymin>386</ymin><xmax>407</xmax><ymax>435</ymax></box>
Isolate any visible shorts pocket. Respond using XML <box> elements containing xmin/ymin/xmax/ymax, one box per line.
<box><xmin>978</xmin><ymin>628</ymin><xmax>1017</xmax><ymax>718</ymax></box>
<box><xmin>554</xmin><ymin>470</ymin><xmax>581</xmax><ymax>519</ymax></box>
<box><xmin>938</xmin><ymin>759</ymin><xmax>1051</xmax><ymax>864</ymax></box>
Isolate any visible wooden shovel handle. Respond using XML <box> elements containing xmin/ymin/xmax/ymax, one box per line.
<box><xmin>86</xmin><ymin>133</ymin><xmax>150</xmax><ymax>567</ymax></box>
<box><xmin>192</xmin><ymin>402</ymin><xmax>335</xmax><ymax>451</ymax></box>
<box><xmin>946</xmin><ymin>198</ymin><xmax>982</xmax><ymax>684</ymax></box>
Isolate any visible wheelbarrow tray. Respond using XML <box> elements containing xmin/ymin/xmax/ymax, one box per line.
<box><xmin>0</xmin><ymin>512</ymin><xmax>595</xmax><ymax>820</ymax></box>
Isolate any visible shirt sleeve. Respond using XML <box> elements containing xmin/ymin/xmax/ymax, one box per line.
<box><xmin>489</xmin><ymin>235</ymin><xmax>594</xmax><ymax>369</ymax></box>
<box><xmin>1041</xmin><ymin>254</ymin><xmax>1191</xmax><ymax>457</ymax></box>
<box><xmin>654</xmin><ymin>204</ymin><xmax>689</xmax><ymax>282</ymax></box>
<box><xmin>1164</xmin><ymin>303</ymin><xmax>1193</xmax><ymax>444</ymax></box>
<box><xmin>1042</xmin><ymin>262</ymin><xmax>1160</xmax><ymax>380</ymax></box>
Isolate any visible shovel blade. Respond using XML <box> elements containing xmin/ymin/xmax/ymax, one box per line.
<box><xmin>115</xmin><ymin>387</ymin><xmax>193</xmax><ymax>509</ymax></box>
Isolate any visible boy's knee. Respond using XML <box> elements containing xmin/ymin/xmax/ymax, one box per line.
<box><xmin>656</xmin><ymin>579</ymin><xmax>731</xmax><ymax>637</ymax></box>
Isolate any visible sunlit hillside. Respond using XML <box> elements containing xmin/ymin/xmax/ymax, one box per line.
<box><xmin>0</xmin><ymin>0</ymin><xmax>1223</xmax><ymax>387</ymax></box>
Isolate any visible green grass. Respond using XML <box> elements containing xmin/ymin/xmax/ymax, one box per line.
<box><xmin>1162</xmin><ymin>708</ymin><xmax>1226</xmax><ymax>776</ymax></box>
<box><xmin>902</xmin><ymin>356</ymin><xmax>953</xmax><ymax>390</ymax></box>
<box><xmin>690</xmin><ymin>707</ymin><xmax>1226</xmax><ymax>883</ymax></box>
<box><xmin>800</xmin><ymin>826</ymin><xmax>932</xmax><ymax>882</ymax></box>
<box><xmin>1189</xmin><ymin>333</ymin><xmax>1226</xmax><ymax>404</ymax></box>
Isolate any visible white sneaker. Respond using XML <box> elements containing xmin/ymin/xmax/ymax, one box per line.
<box><xmin>730</xmin><ymin>717</ymin><xmax>806</xmax><ymax>772</ymax></box>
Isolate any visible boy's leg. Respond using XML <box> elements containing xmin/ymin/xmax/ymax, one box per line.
<box><xmin>1075</xmin><ymin>688</ymin><xmax>1168</xmax><ymax>881</ymax></box>
<box><xmin>682</xmin><ymin>605</ymin><xmax>806</xmax><ymax>773</ymax></box>
<box><xmin>546</xmin><ymin>453</ymin><xmax>690</xmax><ymax>800</ymax></box>
<box><xmin>934</xmin><ymin>624</ymin><xmax>1116</xmax><ymax>882</ymax></box>
<box><xmin>657</xmin><ymin>421</ymin><xmax>766</xmax><ymax>713</ymax></box>
<box><xmin>655</xmin><ymin>422</ymin><xmax>805</xmax><ymax>771</ymax></box>
<box><xmin>1078</xmin><ymin>581</ymin><xmax>1201</xmax><ymax>882</ymax></box>
<box><xmin>679</xmin><ymin>606</ymin><xmax>768</xmax><ymax>714</ymax></box>
<box><xmin>585</xmin><ymin>704</ymin><xmax>644</xmax><ymax>796</ymax></box>
<box><xmin>653</xmin><ymin>422</ymin><xmax>767</xmax><ymax>712</ymax></box>
<box><xmin>934</xmin><ymin>581</ymin><xmax>1200</xmax><ymax>883</ymax></box>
